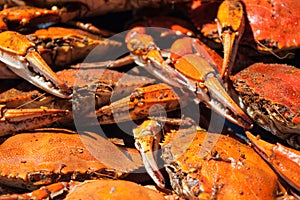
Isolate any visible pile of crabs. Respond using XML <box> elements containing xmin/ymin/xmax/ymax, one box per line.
<box><xmin>0</xmin><ymin>0</ymin><xmax>299</xmax><ymax>199</ymax></box>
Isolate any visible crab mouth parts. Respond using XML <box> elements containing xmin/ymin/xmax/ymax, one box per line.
<box><xmin>246</xmin><ymin>103</ymin><xmax>300</xmax><ymax>150</ymax></box>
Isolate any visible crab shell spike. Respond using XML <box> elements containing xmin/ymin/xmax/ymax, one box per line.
<box><xmin>174</xmin><ymin>54</ymin><xmax>252</xmax><ymax>129</ymax></box>
<box><xmin>246</xmin><ymin>131</ymin><xmax>300</xmax><ymax>192</ymax></box>
<box><xmin>0</xmin><ymin>31</ymin><xmax>71</xmax><ymax>99</ymax></box>
<box><xmin>216</xmin><ymin>0</ymin><xmax>245</xmax><ymax>78</ymax></box>
<box><xmin>0</xmin><ymin>105</ymin><xmax>69</xmax><ymax>137</ymax></box>
<box><xmin>133</xmin><ymin>120</ymin><xmax>165</xmax><ymax>189</ymax></box>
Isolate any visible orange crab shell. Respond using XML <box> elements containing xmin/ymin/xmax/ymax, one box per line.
<box><xmin>0</xmin><ymin>180</ymin><xmax>166</xmax><ymax>199</ymax></box>
<box><xmin>189</xmin><ymin>0</ymin><xmax>300</xmax><ymax>51</ymax></box>
<box><xmin>231</xmin><ymin>63</ymin><xmax>300</xmax><ymax>148</ymax></box>
<box><xmin>231</xmin><ymin>63</ymin><xmax>300</xmax><ymax>116</ymax></box>
<box><xmin>65</xmin><ymin>180</ymin><xmax>166</xmax><ymax>200</ymax></box>
<box><xmin>161</xmin><ymin>128</ymin><xmax>281</xmax><ymax>199</ymax></box>
<box><xmin>0</xmin><ymin>131</ymin><xmax>127</xmax><ymax>190</ymax></box>
<box><xmin>242</xmin><ymin>0</ymin><xmax>300</xmax><ymax>50</ymax></box>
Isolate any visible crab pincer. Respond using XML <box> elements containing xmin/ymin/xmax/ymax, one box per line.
<box><xmin>0</xmin><ymin>31</ymin><xmax>71</xmax><ymax>98</ymax></box>
<box><xmin>126</xmin><ymin>29</ymin><xmax>252</xmax><ymax>129</ymax></box>
<box><xmin>246</xmin><ymin>131</ymin><xmax>300</xmax><ymax>192</ymax></box>
<box><xmin>216</xmin><ymin>0</ymin><xmax>245</xmax><ymax>79</ymax></box>
<box><xmin>133</xmin><ymin>120</ymin><xmax>166</xmax><ymax>189</ymax></box>
<box><xmin>170</xmin><ymin>37</ymin><xmax>252</xmax><ymax>129</ymax></box>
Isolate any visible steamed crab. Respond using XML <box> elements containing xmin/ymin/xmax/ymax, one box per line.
<box><xmin>123</xmin><ymin>27</ymin><xmax>252</xmax><ymax>129</ymax></box>
<box><xmin>0</xmin><ymin>2</ymin><xmax>299</xmax><ymax>199</ymax></box>
<box><xmin>0</xmin><ymin>5</ymin><xmax>123</xmax><ymax>99</ymax></box>
<box><xmin>207</xmin><ymin>1</ymin><xmax>300</xmax><ymax>149</ymax></box>
<box><xmin>191</xmin><ymin>0</ymin><xmax>300</xmax><ymax>52</ymax></box>
<box><xmin>132</xmin><ymin>119</ymin><xmax>297</xmax><ymax>199</ymax></box>
<box><xmin>230</xmin><ymin>63</ymin><xmax>300</xmax><ymax>149</ymax></box>
<box><xmin>181</xmin><ymin>0</ymin><xmax>300</xmax><ymax>149</ymax></box>
<box><xmin>188</xmin><ymin>0</ymin><xmax>300</xmax><ymax>78</ymax></box>
<box><xmin>106</xmin><ymin>12</ymin><xmax>300</xmax><ymax>198</ymax></box>
<box><xmin>0</xmin><ymin>129</ymin><xmax>144</xmax><ymax>191</ymax></box>
<box><xmin>0</xmin><ymin>65</ymin><xmax>178</xmax><ymax>192</ymax></box>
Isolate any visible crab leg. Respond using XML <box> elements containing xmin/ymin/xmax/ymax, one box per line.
<box><xmin>126</xmin><ymin>30</ymin><xmax>252</xmax><ymax>129</ymax></box>
<box><xmin>246</xmin><ymin>131</ymin><xmax>300</xmax><ymax>192</ymax></box>
<box><xmin>0</xmin><ymin>182</ymin><xmax>73</xmax><ymax>199</ymax></box>
<box><xmin>71</xmin><ymin>55</ymin><xmax>135</xmax><ymax>69</ymax></box>
<box><xmin>216</xmin><ymin>0</ymin><xmax>245</xmax><ymax>79</ymax></box>
<box><xmin>0</xmin><ymin>104</ymin><xmax>69</xmax><ymax>136</ymax></box>
<box><xmin>0</xmin><ymin>31</ymin><xmax>71</xmax><ymax>98</ymax></box>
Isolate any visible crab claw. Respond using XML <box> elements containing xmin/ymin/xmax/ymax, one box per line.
<box><xmin>246</xmin><ymin>131</ymin><xmax>300</xmax><ymax>192</ymax></box>
<box><xmin>96</xmin><ymin>83</ymin><xmax>183</xmax><ymax>124</ymax></box>
<box><xmin>126</xmin><ymin>32</ymin><xmax>193</xmax><ymax>90</ymax></box>
<box><xmin>126</xmin><ymin>30</ymin><xmax>252</xmax><ymax>129</ymax></box>
<box><xmin>0</xmin><ymin>104</ymin><xmax>69</xmax><ymax>136</ymax></box>
<box><xmin>133</xmin><ymin>120</ymin><xmax>165</xmax><ymax>189</ymax></box>
<box><xmin>0</xmin><ymin>31</ymin><xmax>71</xmax><ymax>99</ymax></box>
<box><xmin>175</xmin><ymin>54</ymin><xmax>253</xmax><ymax>129</ymax></box>
<box><xmin>216</xmin><ymin>0</ymin><xmax>245</xmax><ymax>79</ymax></box>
